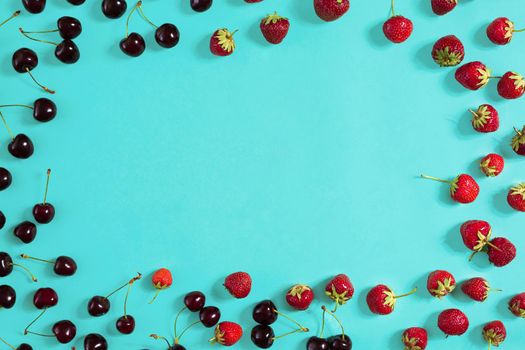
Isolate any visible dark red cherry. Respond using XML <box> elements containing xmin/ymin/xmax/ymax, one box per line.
<box><xmin>8</xmin><ymin>134</ymin><xmax>34</xmax><ymax>159</ymax></box>
<box><xmin>57</xmin><ymin>16</ymin><xmax>82</xmax><ymax>39</ymax></box>
<box><xmin>116</xmin><ymin>315</ymin><xmax>135</xmax><ymax>334</ymax></box>
<box><xmin>155</xmin><ymin>23</ymin><xmax>180</xmax><ymax>48</ymax></box>
<box><xmin>120</xmin><ymin>33</ymin><xmax>145</xmax><ymax>57</ymax></box>
<box><xmin>0</xmin><ymin>211</ymin><xmax>5</xmax><ymax>229</ymax></box>
<box><xmin>253</xmin><ymin>300</ymin><xmax>277</xmax><ymax>325</ymax></box>
<box><xmin>33</xmin><ymin>98</ymin><xmax>56</xmax><ymax>122</ymax></box>
<box><xmin>102</xmin><ymin>0</ymin><xmax>127</xmax><ymax>18</ymax></box>
<box><xmin>199</xmin><ymin>306</ymin><xmax>220</xmax><ymax>327</ymax></box>
<box><xmin>17</xmin><ymin>344</ymin><xmax>33</xmax><ymax>350</ymax></box>
<box><xmin>0</xmin><ymin>252</ymin><xmax>14</xmax><ymax>277</ymax></box>
<box><xmin>32</xmin><ymin>204</ymin><xmax>54</xmax><ymax>223</ymax></box>
<box><xmin>87</xmin><ymin>295</ymin><xmax>110</xmax><ymax>316</ymax></box>
<box><xmin>14</xmin><ymin>221</ymin><xmax>37</xmax><ymax>243</ymax></box>
<box><xmin>22</xmin><ymin>0</ymin><xmax>46</xmax><ymax>13</ymax></box>
<box><xmin>251</xmin><ymin>325</ymin><xmax>274</xmax><ymax>348</ymax></box>
<box><xmin>33</xmin><ymin>287</ymin><xmax>58</xmax><ymax>309</ymax></box>
<box><xmin>67</xmin><ymin>0</ymin><xmax>85</xmax><ymax>5</ymax></box>
<box><xmin>55</xmin><ymin>40</ymin><xmax>80</xmax><ymax>64</ymax></box>
<box><xmin>54</xmin><ymin>256</ymin><xmax>77</xmax><ymax>276</ymax></box>
<box><xmin>0</xmin><ymin>167</ymin><xmax>12</xmax><ymax>191</ymax></box>
<box><xmin>0</xmin><ymin>284</ymin><xmax>16</xmax><ymax>308</ymax></box>
<box><xmin>328</xmin><ymin>335</ymin><xmax>352</xmax><ymax>350</ymax></box>
<box><xmin>52</xmin><ymin>320</ymin><xmax>76</xmax><ymax>343</ymax></box>
<box><xmin>190</xmin><ymin>0</ymin><xmax>212</xmax><ymax>12</ymax></box>
<box><xmin>184</xmin><ymin>291</ymin><xmax>205</xmax><ymax>312</ymax></box>
<box><xmin>172</xmin><ymin>345</ymin><xmax>186</xmax><ymax>350</ymax></box>
<box><xmin>84</xmin><ymin>333</ymin><xmax>107</xmax><ymax>350</ymax></box>
<box><xmin>307</xmin><ymin>337</ymin><xmax>329</xmax><ymax>350</ymax></box>
<box><xmin>12</xmin><ymin>48</ymin><xmax>38</xmax><ymax>73</ymax></box>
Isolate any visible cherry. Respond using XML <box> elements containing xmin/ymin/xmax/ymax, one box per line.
<box><xmin>0</xmin><ymin>284</ymin><xmax>16</xmax><ymax>308</ymax></box>
<box><xmin>33</xmin><ymin>287</ymin><xmax>58</xmax><ymax>309</ymax></box>
<box><xmin>67</xmin><ymin>0</ymin><xmax>85</xmax><ymax>5</ymax></box>
<box><xmin>0</xmin><ymin>252</ymin><xmax>37</xmax><ymax>281</ymax></box>
<box><xmin>9</xmin><ymin>134</ymin><xmax>34</xmax><ymax>159</ymax></box>
<box><xmin>251</xmin><ymin>325</ymin><xmax>274</xmax><ymax>348</ymax></box>
<box><xmin>102</xmin><ymin>0</ymin><xmax>127</xmax><ymax>19</ymax></box>
<box><xmin>87</xmin><ymin>273</ymin><xmax>141</xmax><ymax>316</ymax></box>
<box><xmin>307</xmin><ymin>337</ymin><xmax>329</xmax><ymax>350</ymax></box>
<box><xmin>55</xmin><ymin>39</ymin><xmax>80</xmax><ymax>64</ymax></box>
<box><xmin>328</xmin><ymin>335</ymin><xmax>352</xmax><ymax>350</ymax></box>
<box><xmin>116</xmin><ymin>315</ymin><xmax>135</xmax><ymax>334</ymax></box>
<box><xmin>0</xmin><ymin>11</ymin><xmax>20</xmax><ymax>28</ymax></box>
<box><xmin>0</xmin><ymin>211</ymin><xmax>5</xmax><ymax>229</ymax></box>
<box><xmin>32</xmin><ymin>169</ymin><xmax>55</xmax><ymax>224</ymax></box>
<box><xmin>199</xmin><ymin>306</ymin><xmax>221</xmax><ymax>327</ymax></box>
<box><xmin>184</xmin><ymin>291</ymin><xmax>205</xmax><ymax>311</ymax></box>
<box><xmin>22</xmin><ymin>0</ymin><xmax>46</xmax><ymax>14</ymax></box>
<box><xmin>120</xmin><ymin>33</ymin><xmax>145</xmax><ymax>57</ymax></box>
<box><xmin>12</xmin><ymin>48</ymin><xmax>54</xmax><ymax>93</ymax></box>
<box><xmin>52</xmin><ymin>320</ymin><xmax>76</xmax><ymax>343</ymax></box>
<box><xmin>14</xmin><ymin>221</ymin><xmax>37</xmax><ymax>243</ymax></box>
<box><xmin>57</xmin><ymin>16</ymin><xmax>82</xmax><ymax>39</ymax></box>
<box><xmin>0</xmin><ymin>339</ymin><xmax>32</xmax><ymax>350</ymax></box>
<box><xmin>33</xmin><ymin>98</ymin><xmax>56</xmax><ymax>122</ymax></box>
<box><xmin>0</xmin><ymin>167</ymin><xmax>12</xmax><ymax>191</ymax></box>
<box><xmin>155</xmin><ymin>24</ymin><xmax>180</xmax><ymax>48</ymax></box>
<box><xmin>21</xmin><ymin>254</ymin><xmax>77</xmax><ymax>276</ymax></box>
<box><xmin>84</xmin><ymin>333</ymin><xmax>107</xmax><ymax>350</ymax></box>
<box><xmin>253</xmin><ymin>300</ymin><xmax>278</xmax><ymax>325</ymax></box>
<box><xmin>190</xmin><ymin>0</ymin><xmax>212</xmax><ymax>12</ymax></box>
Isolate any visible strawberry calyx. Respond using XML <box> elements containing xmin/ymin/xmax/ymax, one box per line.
<box><xmin>504</xmin><ymin>19</ymin><xmax>515</xmax><ymax>41</ymax></box>
<box><xmin>510</xmin><ymin>301</ymin><xmax>525</xmax><ymax>318</ymax></box>
<box><xmin>434</xmin><ymin>46</ymin><xmax>463</xmax><ymax>67</ymax></box>
<box><xmin>483</xmin><ymin>328</ymin><xmax>505</xmax><ymax>346</ymax></box>
<box><xmin>325</xmin><ymin>285</ymin><xmax>350</xmax><ymax>306</ymax></box>
<box><xmin>510</xmin><ymin>72</ymin><xmax>525</xmax><ymax>90</ymax></box>
<box><xmin>402</xmin><ymin>335</ymin><xmax>423</xmax><ymax>350</ymax></box>
<box><xmin>288</xmin><ymin>285</ymin><xmax>311</xmax><ymax>300</ymax></box>
<box><xmin>383</xmin><ymin>287</ymin><xmax>417</xmax><ymax>309</ymax></box>
<box><xmin>263</xmin><ymin>11</ymin><xmax>287</xmax><ymax>25</ymax></box>
<box><xmin>477</xmin><ymin>67</ymin><xmax>491</xmax><ymax>87</ymax></box>
<box><xmin>211</xmin><ymin>326</ymin><xmax>227</xmax><ymax>345</ymax></box>
<box><xmin>469</xmin><ymin>106</ymin><xmax>492</xmax><ymax>128</ymax></box>
<box><xmin>215</xmin><ymin>28</ymin><xmax>237</xmax><ymax>53</ymax></box>
<box><xmin>512</xmin><ymin>126</ymin><xmax>525</xmax><ymax>151</ymax></box>
<box><xmin>430</xmin><ymin>278</ymin><xmax>455</xmax><ymax>298</ymax></box>
<box><xmin>510</xmin><ymin>183</ymin><xmax>525</xmax><ymax>200</ymax></box>
<box><xmin>480</xmin><ymin>159</ymin><xmax>497</xmax><ymax>176</ymax></box>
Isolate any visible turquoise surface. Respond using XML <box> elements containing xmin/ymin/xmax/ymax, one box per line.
<box><xmin>0</xmin><ymin>0</ymin><xmax>524</xmax><ymax>348</ymax></box>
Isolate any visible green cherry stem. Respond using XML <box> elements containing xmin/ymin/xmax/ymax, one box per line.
<box><xmin>0</xmin><ymin>104</ymin><xmax>33</xmax><ymax>109</ymax></box>
<box><xmin>319</xmin><ymin>307</ymin><xmax>326</xmax><ymax>338</ymax></box>
<box><xmin>420</xmin><ymin>174</ymin><xmax>450</xmax><ymax>184</ymax></box>
<box><xmin>9</xmin><ymin>261</ymin><xmax>38</xmax><ymax>282</ymax></box>
<box><xmin>21</xmin><ymin>254</ymin><xmax>54</xmax><ymax>265</ymax></box>
<box><xmin>0</xmin><ymin>10</ymin><xmax>20</xmax><ymax>28</ymax></box>
<box><xmin>150</xmin><ymin>334</ymin><xmax>172</xmax><ymax>348</ymax></box>
<box><xmin>106</xmin><ymin>272</ymin><xmax>142</xmax><ymax>299</ymax></box>
<box><xmin>24</xmin><ymin>67</ymin><xmax>55</xmax><ymax>94</ymax></box>
<box><xmin>0</xmin><ymin>338</ymin><xmax>17</xmax><ymax>350</ymax></box>
<box><xmin>137</xmin><ymin>6</ymin><xmax>158</xmax><ymax>29</ymax></box>
<box><xmin>177</xmin><ymin>320</ymin><xmax>200</xmax><ymax>342</ymax></box>
<box><xmin>272</xmin><ymin>309</ymin><xmax>308</xmax><ymax>332</ymax></box>
<box><xmin>173</xmin><ymin>306</ymin><xmax>187</xmax><ymax>340</ymax></box>
<box><xmin>19</xmin><ymin>27</ymin><xmax>58</xmax><ymax>46</ymax></box>
<box><xmin>125</xmin><ymin>1</ymin><xmax>142</xmax><ymax>38</ymax></box>
<box><xmin>21</xmin><ymin>28</ymin><xmax>59</xmax><ymax>34</ymax></box>
<box><xmin>322</xmin><ymin>306</ymin><xmax>345</xmax><ymax>337</ymax></box>
<box><xmin>272</xmin><ymin>328</ymin><xmax>304</xmax><ymax>340</ymax></box>
<box><xmin>0</xmin><ymin>111</ymin><xmax>14</xmax><ymax>141</ymax></box>
<box><xmin>43</xmin><ymin>169</ymin><xmax>51</xmax><ymax>204</ymax></box>
<box><xmin>24</xmin><ymin>308</ymin><xmax>47</xmax><ymax>335</ymax></box>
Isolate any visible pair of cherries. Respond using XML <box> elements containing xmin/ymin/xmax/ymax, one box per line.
<box><xmin>22</xmin><ymin>0</ymin><xmax>85</xmax><ymax>13</ymax></box>
<box><xmin>0</xmin><ymin>251</ymin><xmax>76</xmax><ymax>280</ymax></box>
<box><xmin>307</xmin><ymin>307</ymin><xmax>352</xmax><ymax>350</ymax></box>
<box><xmin>101</xmin><ymin>0</ymin><xmax>211</xmax><ymax>18</ymax></box>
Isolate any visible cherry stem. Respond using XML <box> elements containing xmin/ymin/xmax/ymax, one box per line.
<box><xmin>0</xmin><ymin>111</ymin><xmax>14</xmax><ymax>141</ymax></box>
<box><xmin>319</xmin><ymin>307</ymin><xmax>326</xmax><ymax>338</ymax></box>
<box><xmin>420</xmin><ymin>174</ymin><xmax>450</xmax><ymax>184</ymax></box>
<box><xmin>0</xmin><ymin>104</ymin><xmax>33</xmax><ymax>109</ymax></box>
<box><xmin>272</xmin><ymin>328</ymin><xmax>304</xmax><ymax>340</ymax></box>
<box><xmin>25</xmin><ymin>68</ymin><xmax>56</xmax><ymax>94</ymax></box>
<box><xmin>10</xmin><ymin>262</ymin><xmax>37</xmax><ymax>282</ymax></box>
<box><xmin>273</xmin><ymin>309</ymin><xmax>308</xmax><ymax>332</ymax></box>
<box><xmin>148</xmin><ymin>289</ymin><xmax>161</xmax><ymax>304</ymax></box>
<box><xmin>0</xmin><ymin>11</ymin><xmax>20</xmax><ymax>28</ymax></box>
<box><xmin>173</xmin><ymin>306</ymin><xmax>187</xmax><ymax>339</ymax></box>
<box><xmin>24</xmin><ymin>308</ymin><xmax>47</xmax><ymax>335</ymax></box>
<box><xmin>43</xmin><ymin>169</ymin><xmax>51</xmax><ymax>204</ymax></box>
<box><xmin>0</xmin><ymin>337</ymin><xmax>17</xmax><ymax>350</ymax></box>
<box><xmin>21</xmin><ymin>29</ymin><xmax>59</xmax><ymax>34</ymax></box>
<box><xmin>125</xmin><ymin>1</ymin><xmax>142</xmax><ymax>38</ymax></box>
<box><xmin>137</xmin><ymin>5</ymin><xmax>158</xmax><ymax>29</ymax></box>
<box><xmin>25</xmin><ymin>331</ymin><xmax>54</xmax><ymax>338</ymax></box>
<box><xmin>19</xmin><ymin>28</ymin><xmax>58</xmax><ymax>46</ymax></box>
<box><xmin>177</xmin><ymin>320</ymin><xmax>199</xmax><ymax>342</ymax></box>
<box><xmin>105</xmin><ymin>272</ymin><xmax>142</xmax><ymax>298</ymax></box>
<box><xmin>150</xmin><ymin>334</ymin><xmax>171</xmax><ymax>348</ymax></box>
<box><xmin>21</xmin><ymin>254</ymin><xmax>54</xmax><ymax>265</ymax></box>
<box><xmin>394</xmin><ymin>287</ymin><xmax>418</xmax><ymax>299</ymax></box>
<box><xmin>322</xmin><ymin>306</ymin><xmax>345</xmax><ymax>337</ymax></box>
<box><xmin>390</xmin><ymin>0</ymin><xmax>395</xmax><ymax>16</ymax></box>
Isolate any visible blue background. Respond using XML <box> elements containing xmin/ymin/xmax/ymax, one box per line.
<box><xmin>0</xmin><ymin>0</ymin><xmax>524</xmax><ymax>348</ymax></box>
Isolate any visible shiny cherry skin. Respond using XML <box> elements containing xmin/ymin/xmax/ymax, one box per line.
<box><xmin>120</xmin><ymin>33</ymin><xmax>145</xmax><ymax>57</ymax></box>
<box><xmin>328</xmin><ymin>335</ymin><xmax>352</xmax><ymax>350</ymax></box>
<box><xmin>253</xmin><ymin>300</ymin><xmax>277</xmax><ymax>325</ymax></box>
<box><xmin>53</xmin><ymin>256</ymin><xmax>77</xmax><ymax>276</ymax></box>
<box><xmin>0</xmin><ymin>252</ymin><xmax>14</xmax><ymax>277</ymax></box>
<box><xmin>199</xmin><ymin>306</ymin><xmax>220</xmax><ymax>327</ymax></box>
<box><xmin>87</xmin><ymin>295</ymin><xmax>110</xmax><ymax>316</ymax></box>
<box><xmin>155</xmin><ymin>23</ymin><xmax>180</xmax><ymax>48</ymax></box>
<box><xmin>67</xmin><ymin>0</ymin><xmax>85</xmax><ymax>5</ymax></box>
<box><xmin>102</xmin><ymin>0</ymin><xmax>127</xmax><ymax>18</ymax></box>
<box><xmin>307</xmin><ymin>337</ymin><xmax>330</xmax><ymax>350</ymax></box>
<box><xmin>12</xmin><ymin>48</ymin><xmax>38</xmax><ymax>73</ymax></box>
<box><xmin>33</xmin><ymin>287</ymin><xmax>58</xmax><ymax>309</ymax></box>
<box><xmin>184</xmin><ymin>291</ymin><xmax>205</xmax><ymax>311</ymax></box>
<box><xmin>116</xmin><ymin>315</ymin><xmax>135</xmax><ymax>334</ymax></box>
<box><xmin>190</xmin><ymin>0</ymin><xmax>212</xmax><ymax>12</ymax></box>
<box><xmin>171</xmin><ymin>345</ymin><xmax>187</xmax><ymax>350</ymax></box>
<box><xmin>52</xmin><ymin>320</ymin><xmax>76</xmax><ymax>343</ymax></box>
<box><xmin>0</xmin><ymin>167</ymin><xmax>12</xmax><ymax>191</ymax></box>
<box><xmin>22</xmin><ymin>0</ymin><xmax>46</xmax><ymax>13</ymax></box>
<box><xmin>55</xmin><ymin>40</ymin><xmax>80</xmax><ymax>64</ymax></box>
<box><xmin>14</xmin><ymin>221</ymin><xmax>37</xmax><ymax>243</ymax></box>
<box><xmin>0</xmin><ymin>284</ymin><xmax>16</xmax><ymax>308</ymax></box>
<box><xmin>33</xmin><ymin>98</ymin><xmax>56</xmax><ymax>122</ymax></box>
<box><xmin>17</xmin><ymin>344</ymin><xmax>33</xmax><ymax>350</ymax></box>
<box><xmin>0</xmin><ymin>211</ymin><xmax>5</xmax><ymax>229</ymax></box>
<box><xmin>57</xmin><ymin>16</ymin><xmax>82</xmax><ymax>39</ymax></box>
<box><xmin>251</xmin><ymin>325</ymin><xmax>274</xmax><ymax>348</ymax></box>
<box><xmin>8</xmin><ymin>134</ymin><xmax>34</xmax><ymax>159</ymax></box>
<box><xmin>32</xmin><ymin>203</ymin><xmax>55</xmax><ymax>224</ymax></box>
<box><xmin>84</xmin><ymin>333</ymin><xmax>107</xmax><ymax>350</ymax></box>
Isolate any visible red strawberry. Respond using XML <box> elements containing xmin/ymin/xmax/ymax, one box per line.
<box><xmin>366</xmin><ymin>284</ymin><xmax>416</xmax><ymax>315</ymax></box>
<box><xmin>383</xmin><ymin>16</ymin><xmax>413</xmax><ymax>43</ymax></box>
<box><xmin>432</xmin><ymin>35</ymin><xmax>464</xmax><ymax>67</ymax></box>
<box><xmin>260</xmin><ymin>12</ymin><xmax>290</xmax><ymax>45</ymax></box>
<box><xmin>286</xmin><ymin>284</ymin><xmax>314</xmax><ymax>310</ymax></box>
<box><xmin>497</xmin><ymin>71</ymin><xmax>525</xmax><ymax>99</ymax></box>
<box><xmin>149</xmin><ymin>268</ymin><xmax>172</xmax><ymax>303</ymax></box>
<box><xmin>325</xmin><ymin>274</ymin><xmax>354</xmax><ymax>310</ymax></box>
<box><xmin>421</xmin><ymin>174</ymin><xmax>479</xmax><ymax>204</ymax></box>
<box><xmin>480</xmin><ymin>153</ymin><xmax>504</xmax><ymax>177</ymax></box>
<box><xmin>427</xmin><ymin>270</ymin><xmax>456</xmax><ymax>298</ymax></box>
<box><xmin>437</xmin><ymin>309</ymin><xmax>469</xmax><ymax>336</ymax></box>
<box><xmin>487</xmin><ymin>237</ymin><xmax>516</xmax><ymax>267</ymax></box>
<box><xmin>431</xmin><ymin>0</ymin><xmax>457</xmax><ymax>16</ymax></box>
<box><xmin>210</xmin><ymin>321</ymin><xmax>243</xmax><ymax>346</ymax></box>
<box><xmin>512</xmin><ymin>126</ymin><xmax>525</xmax><ymax>155</ymax></box>
<box><xmin>402</xmin><ymin>327</ymin><xmax>428</xmax><ymax>350</ymax></box>
<box><xmin>507</xmin><ymin>183</ymin><xmax>525</xmax><ymax>211</ymax></box>
<box><xmin>313</xmin><ymin>0</ymin><xmax>350</xmax><ymax>22</ymax></box>
<box><xmin>482</xmin><ymin>321</ymin><xmax>506</xmax><ymax>348</ymax></box>
<box><xmin>224</xmin><ymin>272</ymin><xmax>252</xmax><ymax>298</ymax></box>
<box><xmin>461</xmin><ymin>277</ymin><xmax>500</xmax><ymax>302</ymax></box>
<box><xmin>469</xmin><ymin>104</ymin><xmax>499</xmax><ymax>133</ymax></box>
<box><xmin>508</xmin><ymin>292</ymin><xmax>525</xmax><ymax>318</ymax></box>
<box><xmin>455</xmin><ymin>61</ymin><xmax>491</xmax><ymax>90</ymax></box>
<box><xmin>487</xmin><ymin>18</ymin><xmax>514</xmax><ymax>45</ymax></box>
<box><xmin>459</xmin><ymin>220</ymin><xmax>493</xmax><ymax>258</ymax></box>
<box><xmin>210</xmin><ymin>29</ymin><xmax>237</xmax><ymax>56</ymax></box>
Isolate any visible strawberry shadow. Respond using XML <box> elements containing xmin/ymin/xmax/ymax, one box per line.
<box><xmin>291</xmin><ymin>0</ymin><xmax>320</xmax><ymax>25</ymax></box>
<box><xmin>247</xmin><ymin>19</ymin><xmax>267</xmax><ymax>47</ymax></box>
<box><xmin>473</xmin><ymin>22</ymin><xmax>494</xmax><ymax>50</ymax></box>
<box><xmin>415</xmin><ymin>0</ymin><xmax>435</xmax><ymax>17</ymax></box>
<box><xmin>412</xmin><ymin>272</ymin><xmax>429</xmax><ymax>301</ymax></box>
<box><xmin>414</xmin><ymin>42</ymin><xmax>437</xmax><ymax>70</ymax></box>
<box><xmin>492</xmin><ymin>186</ymin><xmax>515</xmax><ymax>216</ymax></box>
<box><xmin>423</xmin><ymin>311</ymin><xmax>441</xmax><ymax>339</ymax></box>
<box><xmin>442</xmin><ymin>69</ymin><xmax>466</xmax><ymax>96</ymax></box>
<box><xmin>367</xmin><ymin>20</ymin><xmax>389</xmax><ymax>48</ymax></box>
<box><xmin>467</xmin><ymin>322</ymin><xmax>485</xmax><ymax>347</ymax></box>
<box><xmin>453</xmin><ymin>109</ymin><xmax>478</xmax><ymax>140</ymax></box>
<box><xmin>481</xmin><ymin>79</ymin><xmax>504</xmax><ymax>104</ymax></box>
<box><xmin>444</xmin><ymin>223</ymin><xmax>467</xmax><ymax>254</ymax></box>
<box><xmin>355</xmin><ymin>287</ymin><xmax>376</xmax><ymax>319</ymax></box>
<box><xmin>496</xmin><ymin>129</ymin><xmax>518</xmax><ymax>160</ymax></box>
<box><xmin>194</xmin><ymin>35</ymin><xmax>216</xmax><ymax>61</ymax></box>
<box><xmin>496</xmin><ymin>293</ymin><xmax>515</xmax><ymax>320</ymax></box>
<box><xmin>388</xmin><ymin>328</ymin><xmax>404</xmax><ymax>348</ymax></box>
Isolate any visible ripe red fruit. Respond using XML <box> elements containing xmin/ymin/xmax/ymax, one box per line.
<box><xmin>497</xmin><ymin>71</ymin><xmax>525</xmax><ymax>99</ymax></box>
<box><xmin>461</xmin><ymin>277</ymin><xmax>500</xmax><ymax>302</ymax></box>
<box><xmin>512</xmin><ymin>126</ymin><xmax>525</xmax><ymax>155</ymax></box>
<box><xmin>459</xmin><ymin>220</ymin><xmax>493</xmax><ymax>258</ymax></box>
<box><xmin>383</xmin><ymin>16</ymin><xmax>413</xmax><ymax>43</ymax></box>
<box><xmin>210</xmin><ymin>29</ymin><xmax>237</xmax><ymax>56</ymax></box>
<box><xmin>455</xmin><ymin>61</ymin><xmax>491</xmax><ymax>90</ymax></box>
<box><xmin>508</xmin><ymin>293</ymin><xmax>525</xmax><ymax>318</ymax></box>
<box><xmin>224</xmin><ymin>272</ymin><xmax>252</xmax><ymax>299</ymax></box>
<box><xmin>402</xmin><ymin>327</ymin><xmax>427</xmax><ymax>350</ymax></box>
<box><xmin>427</xmin><ymin>270</ymin><xmax>456</xmax><ymax>298</ymax></box>
<box><xmin>507</xmin><ymin>183</ymin><xmax>525</xmax><ymax>211</ymax></box>
<box><xmin>487</xmin><ymin>237</ymin><xmax>516</xmax><ymax>267</ymax></box>
<box><xmin>150</xmin><ymin>268</ymin><xmax>172</xmax><ymax>303</ymax></box>
<box><xmin>431</xmin><ymin>0</ymin><xmax>457</xmax><ymax>15</ymax></box>
<box><xmin>437</xmin><ymin>309</ymin><xmax>469</xmax><ymax>336</ymax></box>
<box><xmin>432</xmin><ymin>35</ymin><xmax>464</xmax><ymax>67</ymax></box>
<box><xmin>366</xmin><ymin>284</ymin><xmax>416</xmax><ymax>315</ymax></box>
<box><xmin>421</xmin><ymin>174</ymin><xmax>479</xmax><ymax>204</ymax></box>
<box><xmin>480</xmin><ymin>153</ymin><xmax>504</xmax><ymax>177</ymax></box>
<box><xmin>260</xmin><ymin>12</ymin><xmax>290</xmax><ymax>45</ymax></box>
<box><xmin>210</xmin><ymin>321</ymin><xmax>243</xmax><ymax>346</ymax></box>
<box><xmin>469</xmin><ymin>104</ymin><xmax>499</xmax><ymax>133</ymax></box>
<box><xmin>486</xmin><ymin>17</ymin><xmax>517</xmax><ymax>45</ymax></box>
<box><xmin>286</xmin><ymin>284</ymin><xmax>314</xmax><ymax>310</ymax></box>
<box><xmin>482</xmin><ymin>321</ymin><xmax>506</xmax><ymax>348</ymax></box>
<box><xmin>313</xmin><ymin>0</ymin><xmax>350</xmax><ymax>22</ymax></box>
<box><xmin>325</xmin><ymin>274</ymin><xmax>354</xmax><ymax>310</ymax></box>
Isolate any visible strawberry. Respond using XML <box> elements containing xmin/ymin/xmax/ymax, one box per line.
<box><xmin>482</xmin><ymin>321</ymin><xmax>506</xmax><ymax>348</ymax></box>
<box><xmin>402</xmin><ymin>327</ymin><xmax>428</xmax><ymax>350</ymax></box>
<box><xmin>383</xmin><ymin>16</ymin><xmax>413</xmax><ymax>43</ymax></box>
<box><xmin>469</xmin><ymin>104</ymin><xmax>499</xmax><ymax>133</ymax></box>
<box><xmin>427</xmin><ymin>270</ymin><xmax>456</xmax><ymax>298</ymax></box>
<box><xmin>511</xmin><ymin>127</ymin><xmax>525</xmax><ymax>155</ymax></box>
<box><xmin>432</xmin><ymin>35</ymin><xmax>464</xmax><ymax>67</ymax></box>
<box><xmin>421</xmin><ymin>174</ymin><xmax>479</xmax><ymax>204</ymax></box>
<box><xmin>507</xmin><ymin>183</ymin><xmax>525</xmax><ymax>211</ymax></box>
<box><xmin>325</xmin><ymin>274</ymin><xmax>354</xmax><ymax>310</ymax></box>
<box><xmin>455</xmin><ymin>61</ymin><xmax>491</xmax><ymax>90</ymax></box>
<box><xmin>366</xmin><ymin>284</ymin><xmax>417</xmax><ymax>315</ymax></box>
<box><xmin>487</xmin><ymin>237</ymin><xmax>516</xmax><ymax>267</ymax></box>
<box><xmin>210</xmin><ymin>29</ymin><xmax>237</xmax><ymax>56</ymax></box>
<box><xmin>508</xmin><ymin>292</ymin><xmax>525</xmax><ymax>318</ymax></box>
<box><xmin>149</xmin><ymin>268</ymin><xmax>172</xmax><ymax>303</ymax></box>
<box><xmin>224</xmin><ymin>272</ymin><xmax>252</xmax><ymax>298</ymax></box>
<box><xmin>210</xmin><ymin>321</ymin><xmax>243</xmax><ymax>346</ymax></box>
<box><xmin>286</xmin><ymin>284</ymin><xmax>314</xmax><ymax>310</ymax></box>
<box><xmin>260</xmin><ymin>12</ymin><xmax>290</xmax><ymax>45</ymax></box>
<box><xmin>480</xmin><ymin>153</ymin><xmax>504</xmax><ymax>177</ymax></box>
<box><xmin>431</xmin><ymin>0</ymin><xmax>457</xmax><ymax>16</ymax></box>
<box><xmin>313</xmin><ymin>0</ymin><xmax>350</xmax><ymax>22</ymax></box>
<box><xmin>459</xmin><ymin>220</ymin><xmax>493</xmax><ymax>258</ymax></box>
<box><xmin>487</xmin><ymin>17</ymin><xmax>515</xmax><ymax>45</ymax></box>
<box><xmin>437</xmin><ymin>309</ymin><xmax>469</xmax><ymax>336</ymax></box>
<box><xmin>461</xmin><ymin>277</ymin><xmax>500</xmax><ymax>302</ymax></box>
<box><xmin>497</xmin><ymin>71</ymin><xmax>525</xmax><ymax>99</ymax></box>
